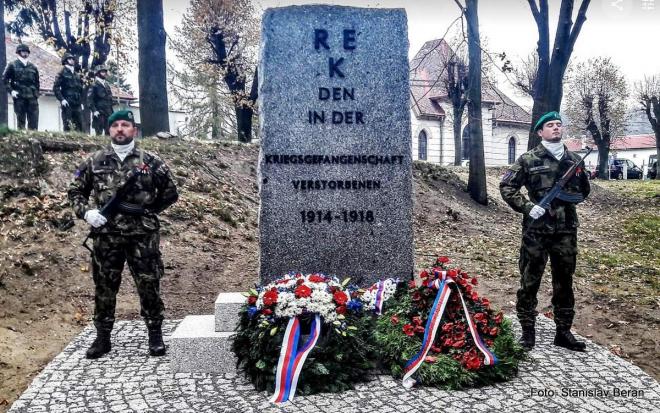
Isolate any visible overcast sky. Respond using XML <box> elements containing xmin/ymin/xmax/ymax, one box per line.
<box><xmin>156</xmin><ymin>0</ymin><xmax>658</xmax><ymax>109</ymax></box>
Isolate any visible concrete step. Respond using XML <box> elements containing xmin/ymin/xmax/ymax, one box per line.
<box><xmin>214</xmin><ymin>292</ymin><xmax>246</xmax><ymax>332</ymax></box>
<box><xmin>169</xmin><ymin>315</ymin><xmax>236</xmax><ymax>374</ymax></box>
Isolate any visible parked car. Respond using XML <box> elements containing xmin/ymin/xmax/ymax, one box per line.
<box><xmin>609</xmin><ymin>159</ymin><xmax>643</xmax><ymax>179</ymax></box>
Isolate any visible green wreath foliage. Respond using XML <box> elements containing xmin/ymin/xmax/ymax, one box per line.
<box><xmin>232</xmin><ymin>310</ymin><xmax>376</xmax><ymax>395</ymax></box>
<box><xmin>374</xmin><ymin>259</ymin><xmax>527</xmax><ymax>389</ymax></box>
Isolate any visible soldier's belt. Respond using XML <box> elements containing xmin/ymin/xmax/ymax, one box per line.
<box><xmin>117</xmin><ymin>201</ymin><xmax>146</xmax><ymax>215</ymax></box>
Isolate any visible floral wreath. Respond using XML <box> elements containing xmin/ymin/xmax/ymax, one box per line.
<box><xmin>374</xmin><ymin>257</ymin><xmax>526</xmax><ymax>389</ymax></box>
<box><xmin>232</xmin><ymin>273</ymin><xmax>399</xmax><ymax>402</ymax></box>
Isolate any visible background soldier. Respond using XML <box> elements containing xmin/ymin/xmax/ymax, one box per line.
<box><xmin>500</xmin><ymin>111</ymin><xmax>590</xmax><ymax>353</ymax></box>
<box><xmin>68</xmin><ymin>109</ymin><xmax>178</xmax><ymax>359</ymax></box>
<box><xmin>88</xmin><ymin>65</ymin><xmax>114</xmax><ymax>135</ymax></box>
<box><xmin>53</xmin><ymin>53</ymin><xmax>84</xmax><ymax>132</ymax></box>
<box><xmin>3</xmin><ymin>44</ymin><xmax>40</xmax><ymax>130</ymax></box>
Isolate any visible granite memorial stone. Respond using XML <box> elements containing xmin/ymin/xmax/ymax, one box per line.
<box><xmin>259</xmin><ymin>5</ymin><xmax>413</xmax><ymax>285</ymax></box>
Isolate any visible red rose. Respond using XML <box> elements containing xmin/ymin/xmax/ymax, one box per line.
<box><xmin>473</xmin><ymin>312</ymin><xmax>486</xmax><ymax>323</ymax></box>
<box><xmin>412</xmin><ymin>291</ymin><xmax>422</xmax><ymax>302</ymax></box>
<box><xmin>465</xmin><ymin>356</ymin><xmax>481</xmax><ymax>370</ymax></box>
<box><xmin>448</xmin><ymin>269</ymin><xmax>458</xmax><ymax>278</ymax></box>
<box><xmin>489</xmin><ymin>327</ymin><xmax>499</xmax><ymax>336</ymax></box>
<box><xmin>296</xmin><ymin>278</ymin><xmax>305</xmax><ymax>286</ymax></box>
<box><xmin>431</xmin><ymin>345</ymin><xmax>442</xmax><ymax>353</ymax></box>
<box><xmin>390</xmin><ymin>315</ymin><xmax>400</xmax><ymax>324</ymax></box>
<box><xmin>414</xmin><ymin>325</ymin><xmax>425</xmax><ymax>333</ymax></box>
<box><xmin>294</xmin><ymin>284</ymin><xmax>312</xmax><ymax>298</ymax></box>
<box><xmin>452</xmin><ymin>340</ymin><xmax>465</xmax><ymax>348</ymax></box>
<box><xmin>329</xmin><ymin>286</ymin><xmax>338</xmax><ymax>294</ymax></box>
<box><xmin>333</xmin><ymin>291</ymin><xmax>348</xmax><ymax>305</ymax></box>
<box><xmin>403</xmin><ymin>324</ymin><xmax>415</xmax><ymax>336</ymax></box>
<box><xmin>424</xmin><ymin>356</ymin><xmax>437</xmax><ymax>363</ymax></box>
<box><xmin>263</xmin><ymin>289</ymin><xmax>278</xmax><ymax>306</ymax></box>
<box><xmin>262</xmin><ymin>308</ymin><xmax>273</xmax><ymax>315</ymax></box>
<box><xmin>494</xmin><ymin>312</ymin><xmax>503</xmax><ymax>324</ymax></box>
<box><xmin>441</xmin><ymin>322</ymin><xmax>454</xmax><ymax>332</ymax></box>
<box><xmin>421</xmin><ymin>279</ymin><xmax>429</xmax><ymax>287</ymax></box>
<box><xmin>471</xmin><ymin>277</ymin><xmax>478</xmax><ymax>285</ymax></box>
<box><xmin>464</xmin><ymin>284</ymin><xmax>472</xmax><ymax>294</ymax></box>
<box><xmin>420</xmin><ymin>270</ymin><xmax>429</xmax><ymax>279</ymax></box>
<box><xmin>412</xmin><ymin>316</ymin><xmax>423</xmax><ymax>326</ymax></box>
<box><xmin>458</xmin><ymin>277</ymin><xmax>468</xmax><ymax>287</ymax></box>
<box><xmin>295</xmin><ymin>273</ymin><xmax>303</xmax><ymax>278</ymax></box>
<box><xmin>309</xmin><ymin>274</ymin><xmax>325</xmax><ymax>283</ymax></box>
<box><xmin>336</xmin><ymin>305</ymin><xmax>347</xmax><ymax>314</ymax></box>
<box><xmin>470</xmin><ymin>291</ymin><xmax>479</xmax><ymax>301</ymax></box>
<box><xmin>481</xmin><ymin>298</ymin><xmax>490</xmax><ymax>308</ymax></box>
<box><xmin>408</xmin><ymin>280</ymin><xmax>417</xmax><ymax>289</ymax></box>
<box><xmin>437</xmin><ymin>256</ymin><xmax>450</xmax><ymax>264</ymax></box>
<box><xmin>247</xmin><ymin>295</ymin><xmax>257</xmax><ymax>305</ymax></box>
<box><xmin>486</xmin><ymin>339</ymin><xmax>494</xmax><ymax>347</ymax></box>
<box><xmin>453</xmin><ymin>331</ymin><xmax>466</xmax><ymax>341</ymax></box>
<box><xmin>443</xmin><ymin>338</ymin><xmax>453</xmax><ymax>347</ymax></box>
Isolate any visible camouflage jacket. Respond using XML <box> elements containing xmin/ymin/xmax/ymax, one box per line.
<box><xmin>87</xmin><ymin>79</ymin><xmax>114</xmax><ymax>114</ymax></box>
<box><xmin>53</xmin><ymin>68</ymin><xmax>84</xmax><ymax>106</ymax></box>
<box><xmin>3</xmin><ymin>60</ymin><xmax>40</xmax><ymax>99</ymax></box>
<box><xmin>68</xmin><ymin>144</ymin><xmax>179</xmax><ymax>235</ymax></box>
<box><xmin>499</xmin><ymin>143</ymin><xmax>590</xmax><ymax>234</ymax></box>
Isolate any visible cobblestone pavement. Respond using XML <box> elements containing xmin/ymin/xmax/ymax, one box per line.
<box><xmin>9</xmin><ymin>317</ymin><xmax>660</xmax><ymax>413</ymax></box>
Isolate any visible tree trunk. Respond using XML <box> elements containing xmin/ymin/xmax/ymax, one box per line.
<box><xmin>465</xmin><ymin>0</ymin><xmax>487</xmax><ymax>205</ymax></box>
<box><xmin>453</xmin><ymin>107</ymin><xmax>463</xmax><ymax>165</ymax></box>
<box><xmin>137</xmin><ymin>0</ymin><xmax>169</xmax><ymax>136</ymax></box>
<box><xmin>235</xmin><ymin>105</ymin><xmax>253</xmax><ymax>143</ymax></box>
<box><xmin>596</xmin><ymin>143</ymin><xmax>609</xmax><ymax>179</ymax></box>
<box><xmin>0</xmin><ymin>0</ymin><xmax>7</xmax><ymax>127</ymax></box>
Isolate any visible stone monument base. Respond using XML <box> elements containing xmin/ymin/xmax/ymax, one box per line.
<box><xmin>169</xmin><ymin>292</ymin><xmax>245</xmax><ymax>374</ymax></box>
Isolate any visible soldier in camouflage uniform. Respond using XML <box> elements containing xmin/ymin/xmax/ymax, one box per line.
<box><xmin>500</xmin><ymin>111</ymin><xmax>590</xmax><ymax>352</ymax></box>
<box><xmin>53</xmin><ymin>53</ymin><xmax>84</xmax><ymax>132</ymax></box>
<box><xmin>87</xmin><ymin>65</ymin><xmax>114</xmax><ymax>136</ymax></box>
<box><xmin>68</xmin><ymin>110</ymin><xmax>178</xmax><ymax>359</ymax></box>
<box><xmin>3</xmin><ymin>44</ymin><xmax>40</xmax><ymax>130</ymax></box>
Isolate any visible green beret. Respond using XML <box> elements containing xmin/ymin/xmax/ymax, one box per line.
<box><xmin>108</xmin><ymin>110</ymin><xmax>136</xmax><ymax>126</ymax></box>
<box><xmin>534</xmin><ymin>111</ymin><xmax>562</xmax><ymax>131</ymax></box>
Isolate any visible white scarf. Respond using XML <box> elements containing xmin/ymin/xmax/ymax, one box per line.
<box><xmin>111</xmin><ymin>140</ymin><xmax>134</xmax><ymax>162</ymax></box>
<box><xmin>542</xmin><ymin>140</ymin><xmax>565</xmax><ymax>161</ymax></box>
<box><xmin>95</xmin><ymin>76</ymin><xmax>106</xmax><ymax>86</ymax></box>
<box><xmin>65</xmin><ymin>65</ymin><xmax>75</xmax><ymax>73</ymax></box>
<box><xmin>18</xmin><ymin>57</ymin><xmax>29</xmax><ymax>66</ymax></box>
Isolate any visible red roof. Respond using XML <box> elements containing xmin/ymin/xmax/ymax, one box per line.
<box><xmin>564</xmin><ymin>135</ymin><xmax>656</xmax><ymax>152</ymax></box>
<box><xmin>5</xmin><ymin>38</ymin><xmax>135</xmax><ymax>100</ymax></box>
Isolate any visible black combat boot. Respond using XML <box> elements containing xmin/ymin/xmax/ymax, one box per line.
<box><xmin>86</xmin><ymin>329</ymin><xmax>112</xmax><ymax>359</ymax></box>
<box><xmin>148</xmin><ymin>325</ymin><xmax>166</xmax><ymax>357</ymax></box>
<box><xmin>554</xmin><ymin>328</ymin><xmax>586</xmax><ymax>352</ymax></box>
<box><xmin>518</xmin><ymin>324</ymin><xmax>536</xmax><ymax>351</ymax></box>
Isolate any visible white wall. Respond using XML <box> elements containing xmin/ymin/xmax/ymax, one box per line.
<box><xmin>411</xmin><ymin>114</ymin><xmax>443</xmax><ymax>164</ymax></box>
<box><xmin>491</xmin><ymin>124</ymin><xmax>529</xmax><ymax>166</ymax></box>
<box><xmin>583</xmin><ymin>148</ymin><xmax>657</xmax><ymax>169</ymax></box>
<box><xmin>8</xmin><ymin>95</ymin><xmax>65</xmax><ymax>131</ymax></box>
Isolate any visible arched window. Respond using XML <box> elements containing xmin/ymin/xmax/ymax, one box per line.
<box><xmin>418</xmin><ymin>130</ymin><xmax>428</xmax><ymax>161</ymax></box>
<box><xmin>462</xmin><ymin>126</ymin><xmax>470</xmax><ymax>160</ymax></box>
<box><xmin>508</xmin><ymin>136</ymin><xmax>516</xmax><ymax>164</ymax></box>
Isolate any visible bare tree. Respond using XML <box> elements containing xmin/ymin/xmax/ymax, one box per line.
<box><xmin>634</xmin><ymin>75</ymin><xmax>660</xmax><ymax>179</ymax></box>
<box><xmin>526</xmin><ymin>0</ymin><xmax>591</xmax><ymax>149</ymax></box>
<box><xmin>564</xmin><ymin>57</ymin><xmax>628</xmax><ymax>178</ymax></box>
<box><xmin>137</xmin><ymin>0</ymin><xmax>169</xmax><ymax>135</ymax></box>
<box><xmin>0</xmin><ymin>0</ymin><xmax>7</xmax><ymax>127</ymax></box>
<box><xmin>455</xmin><ymin>0</ymin><xmax>487</xmax><ymax>205</ymax></box>
<box><xmin>441</xmin><ymin>38</ymin><xmax>469</xmax><ymax>166</ymax></box>
<box><xmin>512</xmin><ymin>52</ymin><xmax>539</xmax><ymax>98</ymax></box>
<box><xmin>175</xmin><ymin>0</ymin><xmax>259</xmax><ymax>143</ymax></box>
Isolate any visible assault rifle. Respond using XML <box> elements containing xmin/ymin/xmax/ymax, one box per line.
<box><xmin>523</xmin><ymin>146</ymin><xmax>593</xmax><ymax>237</ymax></box>
<box><xmin>537</xmin><ymin>146</ymin><xmax>593</xmax><ymax>210</ymax></box>
<box><xmin>82</xmin><ymin>170</ymin><xmax>142</xmax><ymax>253</ymax></box>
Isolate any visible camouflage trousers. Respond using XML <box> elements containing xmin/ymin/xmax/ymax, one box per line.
<box><xmin>13</xmin><ymin>98</ymin><xmax>39</xmax><ymax>130</ymax></box>
<box><xmin>91</xmin><ymin>232</ymin><xmax>165</xmax><ymax>332</ymax></box>
<box><xmin>516</xmin><ymin>232</ymin><xmax>578</xmax><ymax>331</ymax></box>
<box><xmin>61</xmin><ymin>104</ymin><xmax>84</xmax><ymax>132</ymax></box>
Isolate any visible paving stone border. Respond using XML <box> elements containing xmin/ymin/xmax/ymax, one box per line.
<box><xmin>9</xmin><ymin>317</ymin><xmax>660</xmax><ymax>413</ymax></box>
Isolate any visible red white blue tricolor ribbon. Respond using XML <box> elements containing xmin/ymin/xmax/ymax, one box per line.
<box><xmin>373</xmin><ymin>279</ymin><xmax>386</xmax><ymax>315</ymax></box>
<box><xmin>270</xmin><ymin>314</ymin><xmax>321</xmax><ymax>403</ymax></box>
<box><xmin>402</xmin><ymin>271</ymin><xmax>498</xmax><ymax>388</ymax></box>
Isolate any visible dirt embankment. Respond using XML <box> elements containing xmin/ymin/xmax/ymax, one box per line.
<box><xmin>0</xmin><ymin>132</ymin><xmax>658</xmax><ymax>411</ymax></box>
